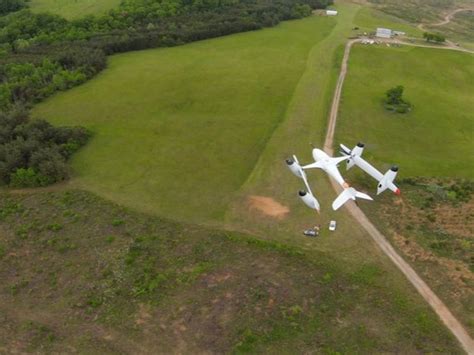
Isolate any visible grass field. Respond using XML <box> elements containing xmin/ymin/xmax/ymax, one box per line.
<box><xmin>29</xmin><ymin>0</ymin><xmax>121</xmax><ymax>19</ymax></box>
<box><xmin>0</xmin><ymin>190</ymin><xmax>460</xmax><ymax>353</ymax></box>
<box><xmin>353</xmin><ymin>7</ymin><xmax>423</xmax><ymax>37</ymax></box>
<box><xmin>28</xmin><ymin>6</ymin><xmax>471</xmax><ymax>350</ymax></box>
<box><xmin>33</xmin><ymin>16</ymin><xmax>336</xmax><ymax>223</ymax></box>
<box><xmin>335</xmin><ymin>45</ymin><xmax>474</xmax><ymax>179</ymax></box>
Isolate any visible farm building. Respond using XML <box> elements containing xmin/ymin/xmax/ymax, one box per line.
<box><xmin>326</xmin><ymin>10</ymin><xmax>338</xmax><ymax>16</ymax></box>
<box><xmin>393</xmin><ymin>30</ymin><xmax>406</xmax><ymax>36</ymax></box>
<box><xmin>376</xmin><ymin>28</ymin><xmax>392</xmax><ymax>38</ymax></box>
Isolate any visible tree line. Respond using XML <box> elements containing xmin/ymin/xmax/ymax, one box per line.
<box><xmin>0</xmin><ymin>0</ymin><xmax>332</xmax><ymax>187</ymax></box>
<box><xmin>0</xmin><ymin>0</ymin><xmax>332</xmax><ymax>111</ymax></box>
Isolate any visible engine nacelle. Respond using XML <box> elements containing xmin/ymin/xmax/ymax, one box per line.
<box><xmin>342</xmin><ymin>142</ymin><xmax>364</xmax><ymax>170</ymax></box>
<box><xmin>298</xmin><ymin>190</ymin><xmax>320</xmax><ymax>212</ymax></box>
<box><xmin>286</xmin><ymin>158</ymin><xmax>303</xmax><ymax>178</ymax></box>
<box><xmin>377</xmin><ymin>166</ymin><xmax>400</xmax><ymax>195</ymax></box>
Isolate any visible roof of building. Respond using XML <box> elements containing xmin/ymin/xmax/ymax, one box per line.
<box><xmin>376</xmin><ymin>28</ymin><xmax>392</xmax><ymax>34</ymax></box>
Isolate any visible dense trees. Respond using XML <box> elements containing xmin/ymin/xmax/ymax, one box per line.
<box><xmin>0</xmin><ymin>0</ymin><xmax>331</xmax><ymax>186</ymax></box>
<box><xmin>0</xmin><ymin>0</ymin><xmax>26</xmax><ymax>16</ymax></box>
<box><xmin>0</xmin><ymin>108</ymin><xmax>90</xmax><ymax>187</ymax></box>
<box><xmin>0</xmin><ymin>0</ymin><xmax>332</xmax><ymax>110</ymax></box>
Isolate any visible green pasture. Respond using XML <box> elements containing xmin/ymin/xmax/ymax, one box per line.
<box><xmin>353</xmin><ymin>7</ymin><xmax>422</xmax><ymax>37</ymax></box>
<box><xmin>29</xmin><ymin>0</ymin><xmax>121</xmax><ymax>19</ymax></box>
<box><xmin>336</xmin><ymin>45</ymin><xmax>474</xmax><ymax>179</ymax></box>
<box><xmin>34</xmin><ymin>16</ymin><xmax>336</xmax><ymax>223</ymax></box>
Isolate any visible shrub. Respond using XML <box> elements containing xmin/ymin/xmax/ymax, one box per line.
<box><xmin>9</xmin><ymin>167</ymin><xmax>48</xmax><ymax>188</ymax></box>
<box><xmin>0</xmin><ymin>108</ymin><xmax>90</xmax><ymax>187</ymax></box>
<box><xmin>384</xmin><ymin>85</ymin><xmax>412</xmax><ymax>114</ymax></box>
<box><xmin>423</xmin><ymin>32</ymin><xmax>445</xmax><ymax>43</ymax></box>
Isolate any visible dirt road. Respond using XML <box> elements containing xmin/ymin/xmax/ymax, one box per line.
<box><xmin>417</xmin><ymin>6</ymin><xmax>474</xmax><ymax>50</ymax></box>
<box><xmin>418</xmin><ymin>7</ymin><xmax>474</xmax><ymax>32</ymax></box>
<box><xmin>324</xmin><ymin>38</ymin><xmax>474</xmax><ymax>354</ymax></box>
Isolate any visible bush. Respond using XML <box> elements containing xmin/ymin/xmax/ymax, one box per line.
<box><xmin>0</xmin><ymin>108</ymin><xmax>90</xmax><ymax>187</ymax></box>
<box><xmin>9</xmin><ymin>167</ymin><xmax>47</xmax><ymax>188</ymax></box>
<box><xmin>384</xmin><ymin>85</ymin><xmax>412</xmax><ymax>114</ymax></box>
<box><xmin>0</xmin><ymin>0</ymin><xmax>26</xmax><ymax>16</ymax></box>
<box><xmin>423</xmin><ymin>32</ymin><xmax>445</xmax><ymax>43</ymax></box>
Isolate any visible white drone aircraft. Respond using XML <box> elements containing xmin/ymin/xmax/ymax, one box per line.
<box><xmin>286</xmin><ymin>142</ymin><xmax>400</xmax><ymax>211</ymax></box>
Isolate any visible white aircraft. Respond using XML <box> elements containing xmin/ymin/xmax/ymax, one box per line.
<box><xmin>286</xmin><ymin>147</ymin><xmax>373</xmax><ymax>211</ymax></box>
<box><xmin>339</xmin><ymin>142</ymin><xmax>400</xmax><ymax>195</ymax></box>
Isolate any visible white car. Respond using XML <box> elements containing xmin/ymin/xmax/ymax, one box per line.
<box><xmin>329</xmin><ymin>220</ymin><xmax>337</xmax><ymax>231</ymax></box>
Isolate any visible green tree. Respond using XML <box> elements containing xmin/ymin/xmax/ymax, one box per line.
<box><xmin>423</xmin><ymin>32</ymin><xmax>445</xmax><ymax>43</ymax></box>
<box><xmin>385</xmin><ymin>85</ymin><xmax>404</xmax><ymax>105</ymax></box>
<box><xmin>0</xmin><ymin>0</ymin><xmax>26</xmax><ymax>16</ymax></box>
<box><xmin>384</xmin><ymin>85</ymin><xmax>412</xmax><ymax>114</ymax></box>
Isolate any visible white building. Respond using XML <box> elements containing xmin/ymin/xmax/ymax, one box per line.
<box><xmin>393</xmin><ymin>30</ymin><xmax>406</xmax><ymax>36</ymax></box>
<box><xmin>326</xmin><ymin>10</ymin><xmax>338</xmax><ymax>16</ymax></box>
<box><xmin>376</xmin><ymin>28</ymin><xmax>392</xmax><ymax>38</ymax></box>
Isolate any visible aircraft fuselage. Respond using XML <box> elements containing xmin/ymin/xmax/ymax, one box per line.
<box><xmin>312</xmin><ymin>149</ymin><xmax>347</xmax><ymax>187</ymax></box>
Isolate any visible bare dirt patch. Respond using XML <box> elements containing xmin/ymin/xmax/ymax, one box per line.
<box><xmin>247</xmin><ymin>196</ymin><xmax>290</xmax><ymax>219</ymax></box>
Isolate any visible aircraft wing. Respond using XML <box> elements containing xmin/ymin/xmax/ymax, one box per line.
<box><xmin>293</xmin><ymin>156</ymin><xmax>314</xmax><ymax>196</ymax></box>
<box><xmin>302</xmin><ymin>161</ymin><xmax>324</xmax><ymax>170</ymax></box>
<box><xmin>326</xmin><ymin>162</ymin><xmax>346</xmax><ymax>186</ymax></box>
<box><xmin>330</xmin><ymin>156</ymin><xmax>350</xmax><ymax>165</ymax></box>
<box><xmin>353</xmin><ymin>156</ymin><xmax>384</xmax><ymax>181</ymax></box>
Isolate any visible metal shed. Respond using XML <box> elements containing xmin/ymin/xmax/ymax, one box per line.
<box><xmin>376</xmin><ymin>28</ymin><xmax>392</xmax><ymax>38</ymax></box>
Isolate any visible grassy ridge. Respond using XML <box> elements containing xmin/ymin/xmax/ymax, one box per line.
<box><xmin>33</xmin><ymin>16</ymin><xmax>336</xmax><ymax>223</ymax></box>
<box><xmin>0</xmin><ymin>190</ymin><xmax>461</xmax><ymax>353</ymax></box>
<box><xmin>336</xmin><ymin>45</ymin><xmax>474</xmax><ymax>179</ymax></box>
<box><xmin>29</xmin><ymin>0</ymin><xmax>121</xmax><ymax>19</ymax></box>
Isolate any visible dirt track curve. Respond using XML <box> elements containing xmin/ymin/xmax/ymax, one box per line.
<box><xmin>418</xmin><ymin>7</ymin><xmax>474</xmax><ymax>32</ymax></box>
<box><xmin>417</xmin><ymin>7</ymin><xmax>474</xmax><ymax>49</ymax></box>
<box><xmin>324</xmin><ymin>38</ymin><xmax>474</xmax><ymax>354</ymax></box>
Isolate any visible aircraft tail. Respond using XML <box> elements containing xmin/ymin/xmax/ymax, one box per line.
<box><xmin>332</xmin><ymin>187</ymin><xmax>372</xmax><ymax>210</ymax></box>
<box><xmin>377</xmin><ymin>166</ymin><xmax>400</xmax><ymax>195</ymax></box>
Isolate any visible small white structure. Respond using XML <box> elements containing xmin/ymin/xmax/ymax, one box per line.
<box><xmin>326</xmin><ymin>10</ymin><xmax>338</xmax><ymax>16</ymax></box>
<box><xmin>376</xmin><ymin>27</ymin><xmax>392</xmax><ymax>38</ymax></box>
<box><xmin>393</xmin><ymin>30</ymin><xmax>406</xmax><ymax>36</ymax></box>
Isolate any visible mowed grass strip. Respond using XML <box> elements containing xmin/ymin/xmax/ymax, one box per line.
<box><xmin>33</xmin><ymin>17</ymin><xmax>336</xmax><ymax>222</ymax></box>
<box><xmin>29</xmin><ymin>0</ymin><xmax>121</xmax><ymax>19</ymax></box>
<box><xmin>336</xmin><ymin>45</ymin><xmax>474</xmax><ymax>179</ymax></box>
